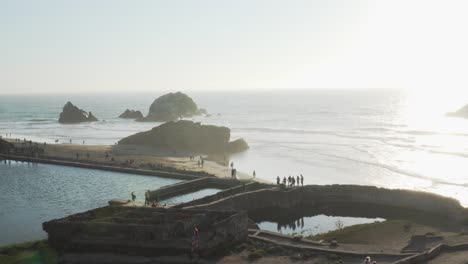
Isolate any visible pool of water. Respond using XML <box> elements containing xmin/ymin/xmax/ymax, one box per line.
<box><xmin>0</xmin><ymin>160</ymin><xmax>182</xmax><ymax>246</ymax></box>
<box><xmin>161</xmin><ymin>188</ymin><xmax>222</xmax><ymax>206</ymax></box>
<box><xmin>257</xmin><ymin>214</ymin><xmax>385</xmax><ymax>236</ymax></box>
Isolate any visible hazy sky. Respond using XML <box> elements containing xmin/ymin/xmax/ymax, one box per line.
<box><xmin>1</xmin><ymin>0</ymin><xmax>468</xmax><ymax>94</ymax></box>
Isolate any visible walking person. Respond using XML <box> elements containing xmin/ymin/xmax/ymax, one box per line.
<box><xmin>131</xmin><ymin>191</ymin><xmax>136</xmax><ymax>205</ymax></box>
<box><xmin>253</xmin><ymin>170</ymin><xmax>256</xmax><ymax>179</ymax></box>
<box><xmin>144</xmin><ymin>190</ymin><xmax>150</xmax><ymax>206</ymax></box>
<box><xmin>301</xmin><ymin>174</ymin><xmax>304</xmax><ymax>186</ymax></box>
<box><xmin>297</xmin><ymin>175</ymin><xmax>300</xmax><ymax>186</ymax></box>
<box><xmin>201</xmin><ymin>158</ymin><xmax>204</xmax><ymax>168</ymax></box>
<box><xmin>276</xmin><ymin>176</ymin><xmax>280</xmax><ymax>185</ymax></box>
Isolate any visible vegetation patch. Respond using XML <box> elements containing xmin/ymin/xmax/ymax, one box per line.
<box><xmin>0</xmin><ymin>240</ymin><xmax>57</xmax><ymax>264</ymax></box>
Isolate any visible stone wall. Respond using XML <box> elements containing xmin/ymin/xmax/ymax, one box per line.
<box><xmin>43</xmin><ymin>206</ymin><xmax>248</xmax><ymax>256</ymax></box>
<box><xmin>148</xmin><ymin>177</ymin><xmax>243</xmax><ymax>200</ymax></box>
<box><xmin>185</xmin><ymin>185</ymin><xmax>468</xmax><ymax>223</ymax></box>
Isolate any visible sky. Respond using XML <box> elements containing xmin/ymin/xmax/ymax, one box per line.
<box><xmin>1</xmin><ymin>0</ymin><xmax>468</xmax><ymax>94</ymax></box>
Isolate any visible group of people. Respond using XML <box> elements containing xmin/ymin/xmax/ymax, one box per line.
<box><xmin>277</xmin><ymin>174</ymin><xmax>304</xmax><ymax>187</ymax></box>
<box><xmin>190</xmin><ymin>155</ymin><xmax>205</xmax><ymax>168</ymax></box>
<box><xmin>130</xmin><ymin>190</ymin><xmax>162</xmax><ymax>208</ymax></box>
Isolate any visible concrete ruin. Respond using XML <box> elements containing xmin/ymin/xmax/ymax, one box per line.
<box><xmin>43</xmin><ymin>206</ymin><xmax>248</xmax><ymax>256</ymax></box>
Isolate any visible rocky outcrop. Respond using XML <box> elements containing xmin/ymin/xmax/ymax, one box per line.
<box><xmin>58</xmin><ymin>102</ymin><xmax>98</xmax><ymax>124</ymax></box>
<box><xmin>119</xmin><ymin>109</ymin><xmax>144</xmax><ymax>119</ymax></box>
<box><xmin>138</xmin><ymin>92</ymin><xmax>202</xmax><ymax>122</ymax></box>
<box><xmin>118</xmin><ymin>120</ymin><xmax>249</xmax><ymax>154</ymax></box>
<box><xmin>227</xmin><ymin>138</ymin><xmax>249</xmax><ymax>153</ymax></box>
<box><xmin>0</xmin><ymin>139</ymin><xmax>13</xmax><ymax>153</ymax></box>
<box><xmin>447</xmin><ymin>104</ymin><xmax>468</xmax><ymax>119</ymax></box>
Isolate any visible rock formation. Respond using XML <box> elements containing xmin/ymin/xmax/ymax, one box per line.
<box><xmin>138</xmin><ymin>92</ymin><xmax>202</xmax><ymax>122</ymax></box>
<box><xmin>227</xmin><ymin>138</ymin><xmax>249</xmax><ymax>153</ymax></box>
<box><xmin>119</xmin><ymin>109</ymin><xmax>144</xmax><ymax>119</ymax></box>
<box><xmin>447</xmin><ymin>104</ymin><xmax>468</xmax><ymax>119</ymax></box>
<box><xmin>58</xmin><ymin>102</ymin><xmax>98</xmax><ymax>124</ymax></box>
<box><xmin>118</xmin><ymin>120</ymin><xmax>249</xmax><ymax>154</ymax></box>
<box><xmin>0</xmin><ymin>139</ymin><xmax>13</xmax><ymax>153</ymax></box>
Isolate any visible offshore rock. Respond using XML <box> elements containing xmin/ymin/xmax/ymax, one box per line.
<box><xmin>119</xmin><ymin>109</ymin><xmax>144</xmax><ymax>119</ymax></box>
<box><xmin>227</xmin><ymin>138</ymin><xmax>249</xmax><ymax>153</ymax></box>
<box><xmin>138</xmin><ymin>92</ymin><xmax>201</xmax><ymax>122</ymax></box>
<box><xmin>58</xmin><ymin>102</ymin><xmax>98</xmax><ymax>124</ymax></box>
<box><xmin>118</xmin><ymin>120</ymin><xmax>248</xmax><ymax>154</ymax></box>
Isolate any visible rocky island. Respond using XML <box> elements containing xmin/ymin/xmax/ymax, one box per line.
<box><xmin>58</xmin><ymin>102</ymin><xmax>98</xmax><ymax>124</ymax></box>
<box><xmin>118</xmin><ymin>120</ymin><xmax>249</xmax><ymax>154</ymax></box>
<box><xmin>118</xmin><ymin>109</ymin><xmax>144</xmax><ymax>119</ymax></box>
<box><xmin>446</xmin><ymin>104</ymin><xmax>468</xmax><ymax>119</ymax></box>
<box><xmin>138</xmin><ymin>92</ymin><xmax>205</xmax><ymax>122</ymax></box>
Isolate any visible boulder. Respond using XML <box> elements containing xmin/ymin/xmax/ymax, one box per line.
<box><xmin>0</xmin><ymin>139</ymin><xmax>13</xmax><ymax>153</ymax></box>
<box><xmin>138</xmin><ymin>92</ymin><xmax>202</xmax><ymax>122</ymax></box>
<box><xmin>447</xmin><ymin>104</ymin><xmax>468</xmax><ymax>119</ymax></box>
<box><xmin>119</xmin><ymin>109</ymin><xmax>144</xmax><ymax>119</ymax></box>
<box><xmin>227</xmin><ymin>138</ymin><xmax>249</xmax><ymax>153</ymax></box>
<box><xmin>58</xmin><ymin>102</ymin><xmax>98</xmax><ymax>124</ymax></box>
<box><xmin>118</xmin><ymin>120</ymin><xmax>249</xmax><ymax>154</ymax></box>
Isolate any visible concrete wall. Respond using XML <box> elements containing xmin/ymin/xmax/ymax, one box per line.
<box><xmin>43</xmin><ymin>206</ymin><xmax>249</xmax><ymax>256</ymax></box>
<box><xmin>148</xmin><ymin>177</ymin><xmax>243</xmax><ymax>200</ymax></box>
<box><xmin>185</xmin><ymin>185</ymin><xmax>467</xmax><ymax>222</ymax></box>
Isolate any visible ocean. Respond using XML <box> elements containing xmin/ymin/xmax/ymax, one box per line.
<box><xmin>2</xmin><ymin>89</ymin><xmax>468</xmax><ymax>207</ymax></box>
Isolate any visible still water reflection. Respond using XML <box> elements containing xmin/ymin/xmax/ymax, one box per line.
<box><xmin>0</xmin><ymin>160</ymin><xmax>182</xmax><ymax>246</ymax></box>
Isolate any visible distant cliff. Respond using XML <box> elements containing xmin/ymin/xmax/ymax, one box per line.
<box><xmin>58</xmin><ymin>102</ymin><xmax>98</xmax><ymax>124</ymax></box>
<box><xmin>447</xmin><ymin>104</ymin><xmax>468</xmax><ymax>119</ymax></box>
<box><xmin>138</xmin><ymin>92</ymin><xmax>205</xmax><ymax>122</ymax></box>
<box><xmin>118</xmin><ymin>120</ymin><xmax>248</xmax><ymax>154</ymax></box>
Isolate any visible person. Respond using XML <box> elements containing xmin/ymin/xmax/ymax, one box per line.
<box><xmin>253</xmin><ymin>170</ymin><xmax>256</xmax><ymax>178</ymax></box>
<box><xmin>230</xmin><ymin>161</ymin><xmax>234</xmax><ymax>168</ymax></box>
<box><xmin>292</xmin><ymin>177</ymin><xmax>295</xmax><ymax>187</ymax></box>
<box><xmin>276</xmin><ymin>176</ymin><xmax>280</xmax><ymax>185</ymax></box>
<box><xmin>144</xmin><ymin>190</ymin><xmax>150</xmax><ymax>205</ymax></box>
<box><xmin>201</xmin><ymin>158</ymin><xmax>204</xmax><ymax>168</ymax></box>
<box><xmin>131</xmin><ymin>191</ymin><xmax>136</xmax><ymax>205</ymax></box>
<box><xmin>70</xmin><ymin>139</ymin><xmax>72</xmax><ymax>144</ymax></box>
<box><xmin>282</xmin><ymin>176</ymin><xmax>286</xmax><ymax>185</ymax></box>
<box><xmin>288</xmin><ymin>176</ymin><xmax>291</xmax><ymax>185</ymax></box>
<box><xmin>191</xmin><ymin>225</ymin><xmax>200</xmax><ymax>258</ymax></box>
<box><xmin>363</xmin><ymin>256</ymin><xmax>371</xmax><ymax>264</ymax></box>
<box><xmin>297</xmin><ymin>175</ymin><xmax>300</xmax><ymax>185</ymax></box>
<box><xmin>372</xmin><ymin>261</ymin><xmax>377</xmax><ymax>264</ymax></box>
<box><xmin>301</xmin><ymin>174</ymin><xmax>304</xmax><ymax>186</ymax></box>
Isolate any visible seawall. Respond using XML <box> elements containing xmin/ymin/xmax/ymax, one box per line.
<box><xmin>0</xmin><ymin>154</ymin><xmax>201</xmax><ymax>180</ymax></box>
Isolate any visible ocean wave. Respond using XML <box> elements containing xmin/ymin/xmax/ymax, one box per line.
<box><xmin>234</xmin><ymin>127</ymin><xmax>334</xmax><ymax>135</ymax></box>
<box><xmin>29</xmin><ymin>119</ymin><xmax>52</xmax><ymax>122</ymax></box>
<box><xmin>315</xmin><ymin>151</ymin><xmax>468</xmax><ymax>188</ymax></box>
